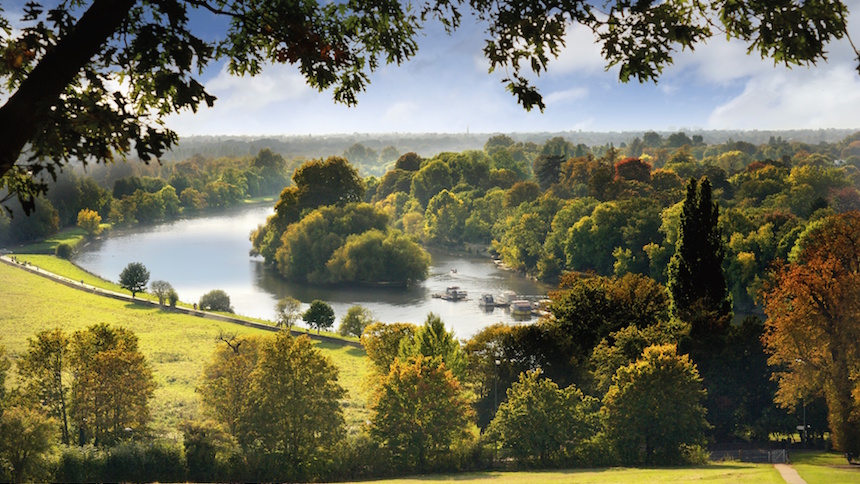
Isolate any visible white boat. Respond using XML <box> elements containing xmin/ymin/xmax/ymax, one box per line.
<box><xmin>478</xmin><ymin>293</ymin><xmax>496</xmax><ymax>307</ymax></box>
<box><xmin>432</xmin><ymin>286</ymin><xmax>468</xmax><ymax>301</ymax></box>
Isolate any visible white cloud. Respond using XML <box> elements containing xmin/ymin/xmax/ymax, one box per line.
<box><xmin>551</xmin><ymin>22</ymin><xmax>607</xmax><ymax>76</ymax></box>
<box><xmin>545</xmin><ymin>87</ymin><xmax>588</xmax><ymax>104</ymax></box>
<box><xmin>383</xmin><ymin>101</ymin><xmax>420</xmax><ymax>124</ymax></box>
<box><xmin>205</xmin><ymin>63</ymin><xmax>313</xmax><ymax>110</ymax></box>
<box><xmin>707</xmin><ymin>65</ymin><xmax>860</xmax><ymax>129</ymax></box>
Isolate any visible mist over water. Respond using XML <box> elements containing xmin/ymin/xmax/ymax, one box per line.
<box><xmin>74</xmin><ymin>204</ymin><xmax>552</xmax><ymax>338</ymax></box>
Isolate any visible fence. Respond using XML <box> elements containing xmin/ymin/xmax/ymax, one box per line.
<box><xmin>710</xmin><ymin>449</ymin><xmax>788</xmax><ymax>463</ymax></box>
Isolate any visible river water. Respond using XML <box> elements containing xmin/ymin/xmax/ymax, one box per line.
<box><xmin>74</xmin><ymin>204</ymin><xmax>553</xmax><ymax>338</ymax></box>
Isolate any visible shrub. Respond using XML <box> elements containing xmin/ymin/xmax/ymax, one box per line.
<box><xmin>103</xmin><ymin>440</ymin><xmax>186</xmax><ymax>483</ymax></box>
<box><xmin>55</xmin><ymin>242</ymin><xmax>73</xmax><ymax>259</ymax></box>
<box><xmin>55</xmin><ymin>444</ymin><xmax>107</xmax><ymax>483</ymax></box>
<box><xmin>199</xmin><ymin>289</ymin><xmax>233</xmax><ymax>313</ymax></box>
<box><xmin>167</xmin><ymin>288</ymin><xmax>179</xmax><ymax>308</ymax></box>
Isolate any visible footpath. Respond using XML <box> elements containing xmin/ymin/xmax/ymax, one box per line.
<box><xmin>0</xmin><ymin>255</ymin><xmax>361</xmax><ymax>349</ymax></box>
<box><xmin>774</xmin><ymin>463</ymin><xmax>807</xmax><ymax>484</ymax></box>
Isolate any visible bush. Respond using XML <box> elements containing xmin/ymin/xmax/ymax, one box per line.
<box><xmin>55</xmin><ymin>242</ymin><xmax>73</xmax><ymax>259</ymax></box>
<box><xmin>55</xmin><ymin>444</ymin><xmax>107</xmax><ymax>483</ymax></box>
<box><xmin>167</xmin><ymin>288</ymin><xmax>179</xmax><ymax>308</ymax></box>
<box><xmin>103</xmin><ymin>440</ymin><xmax>186</xmax><ymax>483</ymax></box>
<box><xmin>199</xmin><ymin>289</ymin><xmax>233</xmax><ymax>313</ymax></box>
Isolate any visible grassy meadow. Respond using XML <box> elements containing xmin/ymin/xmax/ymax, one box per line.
<box><xmin>791</xmin><ymin>451</ymin><xmax>860</xmax><ymax>484</ymax></box>
<box><xmin>348</xmin><ymin>462</ymin><xmax>786</xmax><ymax>483</ymax></box>
<box><xmin>0</xmin><ymin>261</ymin><xmax>370</xmax><ymax>436</ymax></box>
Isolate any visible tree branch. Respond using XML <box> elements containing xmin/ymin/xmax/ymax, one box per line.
<box><xmin>0</xmin><ymin>0</ymin><xmax>136</xmax><ymax>181</ymax></box>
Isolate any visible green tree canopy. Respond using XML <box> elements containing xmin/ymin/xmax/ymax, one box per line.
<box><xmin>400</xmin><ymin>313</ymin><xmax>466</xmax><ymax>381</ymax></box>
<box><xmin>239</xmin><ymin>333</ymin><xmax>346</xmax><ymax>481</ymax></box>
<box><xmin>118</xmin><ymin>261</ymin><xmax>149</xmax><ymax>298</ymax></box>
<box><xmin>199</xmin><ymin>289</ymin><xmax>233</xmax><ymax>313</ymax></box>
<box><xmin>602</xmin><ymin>344</ymin><xmax>709</xmax><ymax>466</ymax></box>
<box><xmin>487</xmin><ymin>370</ymin><xmax>598</xmax><ymax>466</ymax></box>
<box><xmin>68</xmin><ymin>323</ymin><xmax>156</xmax><ymax>446</ymax></box>
<box><xmin>338</xmin><ymin>305</ymin><xmax>376</xmax><ymax>338</ymax></box>
<box><xmin>369</xmin><ymin>355</ymin><xmax>474</xmax><ymax>471</ymax></box>
<box><xmin>303</xmin><ymin>300</ymin><xmax>335</xmax><ymax>334</ymax></box>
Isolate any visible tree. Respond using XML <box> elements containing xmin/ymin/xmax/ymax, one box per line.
<box><xmin>487</xmin><ymin>370</ymin><xmax>598</xmax><ymax>465</ymax></box>
<box><xmin>251</xmin><ymin>157</ymin><xmax>366</xmax><ymax>264</ymax></box>
<box><xmin>369</xmin><ymin>355</ymin><xmax>474</xmax><ymax>470</ymax></box>
<box><xmin>118</xmin><ymin>261</ymin><xmax>149</xmax><ymax>298</ymax></box>
<box><xmin>360</xmin><ymin>322</ymin><xmax>418</xmax><ymax>375</ymax></box>
<box><xmin>762</xmin><ymin>211</ymin><xmax>860</xmax><ymax>454</ymax></box>
<box><xmin>69</xmin><ymin>323</ymin><xmax>156</xmax><ymax>445</ymax></box>
<box><xmin>198</xmin><ymin>335</ymin><xmax>262</xmax><ymax>436</ymax></box>
<box><xmin>667</xmin><ymin>177</ymin><xmax>731</xmax><ymax>338</ymax></box>
<box><xmin>602</xmin><ymin>344</ymin><xmax>709</xmax><ymax>466</ymax></box>
<box><xmin>274</xmin><ymin>296</ymin><xmax>302</xmax><ymax>330</ymax></box>
<box><xmin>239</xmin><ymin>333</ymin><xmax>346</xmax><ymax>481</ymax></box>
<box><xmin>17</xmin><ymin>328</ymin><xmax>71</xmax><ymax>444</ymax></box>
<box><xmin>199</xmin><ymin>289</ymin><xmax>233</xmax><ymax>313</ymax></box>
<box><xmin>150</xmin><ymin>280</ymin><xmax>175</xmax><ymax>306</ymax></box>
<box><xmin>338</xmin><ymin>305</ymin><xmax>376</xmax><ymax>337</ymax></box>
<box><xmin>424</xmin><ymin>190</ymin><xmax>467</xmax><ymax>244</ymax></box>
<box><xmin>324</xmin><ymin>229</ymin><xmax>430</xmax><ymax>285</ymax></box>
<box><xmin>1</xmin><ymin>1</ymin><xmax>856</xmax><ymax>212</ymax></box>
<box><xmin>411</xmin><ymin>160</ymin><xmax>454</xmax><ymax>207</ymax></box>
<box><xmin>0</xmin><ymin>406</ymin><xmax>57</xmax><ymax>483</ymax></box>
<box><xmin>76</xmin><ymin>208</ymin><xmax>102</xmax><ymax>236</ymax></box>
<box><xmin>399</xmin><ymin>313</ymin><xmax>466</xmax><ymax>381</ymax></box>
<box><xmin>303</xmin><ymin>300</ymin><xmax>335</xmax><ymax>334</ymax></box>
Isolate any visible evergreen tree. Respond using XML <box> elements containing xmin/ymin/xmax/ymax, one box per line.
<box><xmin>667</xmin><ymin>177</ymin><xmax>731</xmax><ymax>340</ymax></box>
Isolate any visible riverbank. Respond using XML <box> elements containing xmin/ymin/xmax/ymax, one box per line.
<box><xmin>1</xmin><ymin>254</ymin><xmax>361</xmax><ymax>348</ymax></box>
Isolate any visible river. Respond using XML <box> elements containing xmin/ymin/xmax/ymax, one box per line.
<box><xmin>74</xmin><ymin>204</ymin><xmax>553</xmax><ymax>338</ymax></box>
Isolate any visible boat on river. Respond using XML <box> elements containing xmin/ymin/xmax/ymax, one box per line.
<box><xmin>510</xmin><ymin>299</ymin><xmax>533</xmax><ymax>316</ymax></box>
<box><xmin>432</xmin><ymin>286</ymin><xmax>468</xmax><ymax>301</ymax></box>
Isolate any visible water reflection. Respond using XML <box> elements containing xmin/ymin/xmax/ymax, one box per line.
<box><xmin>74</xmin><ymin>204</ymin><xmax>553</xmax><ymax>338</ymax></box>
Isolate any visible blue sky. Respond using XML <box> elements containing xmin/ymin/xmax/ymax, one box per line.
<box><xmin>5</xmin><ymin>1</ymin><xmax>860</xmax><ymax>136</ymax></box>
<box><xmin>165</xmin><ymin>2</ymin><xmax>860</xmax><ymax>136</ymax></box>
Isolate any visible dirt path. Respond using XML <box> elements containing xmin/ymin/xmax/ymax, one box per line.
<box><xmin>774</xmin><ymin>463</ymin><xmax>807</xmax><ymax>484</ymax></box>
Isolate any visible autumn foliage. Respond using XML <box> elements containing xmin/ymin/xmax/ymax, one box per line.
<box><xmin>762</xmin><ymin>211</ymin><xmax>860</xmax><ymax>454</ymax></box>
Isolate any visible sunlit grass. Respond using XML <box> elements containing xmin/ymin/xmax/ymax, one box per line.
<box><xmin>0</xmin><ymin>262</ymin><xmax>370</xmax><ymax>436</ymax></box>
<box><xmin>348</xmin><ymin>463</ymin><xmax>785</xmax><ymax>483</ymax></box>
<box><xmin>11</xmin><ymin>227</ymin><xmax>89</xmax><ymax>254</ymax></box>
<box><xmin>790</xmin><ymin>451</ymin><xmax>860</xmax><ymax>484</ymax></box>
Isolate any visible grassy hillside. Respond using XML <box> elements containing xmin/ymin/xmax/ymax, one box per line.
<box><xmin>0</xmin><ymin>261</ymin><xmax>370</xmax><ymax>436</ymax></box>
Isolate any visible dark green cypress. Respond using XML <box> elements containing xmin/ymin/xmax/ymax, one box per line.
<box><xmin>668</xmin><ymin>177</ymin><xmax>731</xmax><ymax>330</ymax></box>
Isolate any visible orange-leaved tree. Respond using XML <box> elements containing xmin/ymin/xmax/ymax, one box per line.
<box><xmin>762</xmin><ymin>211</ymin><xmax>860</xmax><ymax>454</ymax></box>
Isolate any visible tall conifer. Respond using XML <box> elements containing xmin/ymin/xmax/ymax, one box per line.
<box><xmin>668</xmin><ymin>177</ymin><xmax>731</xmax><ymax>335</ymax></box>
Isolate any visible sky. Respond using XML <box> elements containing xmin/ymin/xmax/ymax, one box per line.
<box><xmin>6</xmin><ymin>1</ymin><xmax>860</xmax><ymax>136</ymax></box>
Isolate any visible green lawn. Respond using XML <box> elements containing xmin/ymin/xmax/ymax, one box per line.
<box><xmin>348</xmin><ymin>463</ymin><xmax>785</xmax><ymax>483</ymax></box>
<box><xmin>11</xmin><ymin>226</ymin><xmax>90</xmax><ymax>254</ymax></box>
<box><xmin>791</xmin><ymin>451</ymin><xmax>860</xmax><ymax>484</ymax></box>
<box><xmin>0</xmin><ymin>262</ymin><xmax>370</xmax><ymax>436</ymax></box>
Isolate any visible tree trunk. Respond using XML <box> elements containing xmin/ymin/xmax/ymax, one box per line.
<box><xmin>0</xmin><ymin>0</ymin><xmax>136</xmax><ymax>177</ymax></box>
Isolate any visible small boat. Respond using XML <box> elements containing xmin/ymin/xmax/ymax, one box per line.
<box><xmin>510</xmin><ymin>300</ymin><xmax>533</xmax><ymax>316</ymax></box>
<box><xmin>432</xmin><ymin>286</ymin><xmax>468</xmax><ymax>301</ymax></box>
<box><xmin>478</xmin><ymin>294</ymin><xmax>495</xmax><ymax>307</ymax></box>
